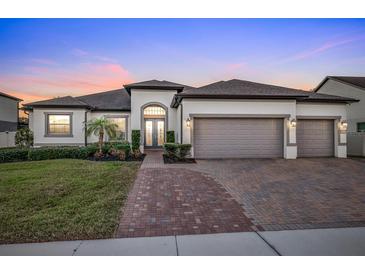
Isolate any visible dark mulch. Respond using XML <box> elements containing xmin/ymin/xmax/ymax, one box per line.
<box><xmin>88</xmin><ymin>154</ymin><xmax>146</xmax><ymax>162</ymax></box>
<box><xmin>163</xmin><ymin>154</ymin><xmax>196</xmax><ymax>164</ymax></box>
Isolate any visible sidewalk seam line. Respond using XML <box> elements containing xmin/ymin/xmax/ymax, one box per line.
<box><xmin>174</xmin><ymin>236</ymin><xmax>179</xmax><ymax>256</ymax></box>
<box><xmin>255</xmin><ymin>232</ymin><xmax>281</xmax><ymax>256</ymax></box>
<box><xmin>72</xmin><ymin>241</ymin><xmax>83</xmax><ymax>256</ymax></box>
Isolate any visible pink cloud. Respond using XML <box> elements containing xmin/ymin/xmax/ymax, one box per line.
<box><xmin>0</xmin><ymin>62</ymin><xmax>134</xmax><ymax>103</ymax></box>
<box><xmin>226</xmin><ymin>62</ymin><xmax>247</xmax><ymax>71</ymax></box>
<box><xmin>282</xmin><ymin>35</ymin><xmax>365</xmax><ymax>63</ymax></box>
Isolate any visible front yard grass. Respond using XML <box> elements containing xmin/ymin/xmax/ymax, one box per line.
<box><xmin>0</xmin><ymin>159</ymin><xmax>140</xmax><ymax>244</ymax></box>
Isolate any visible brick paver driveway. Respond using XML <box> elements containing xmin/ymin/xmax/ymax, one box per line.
<box><xmin>188</xmin><ymin>158</ymin><xmax>365</xmax><ymax>231</ymax></box>
<box><xmin>116</xmin><ymin>151</ymin><xmax>255</xmax><ymax>238</ymax></box>
<box><xmin>117</xmin><ymin>152</ymin><xmax>365</xmax><ymax>238</ymax></box>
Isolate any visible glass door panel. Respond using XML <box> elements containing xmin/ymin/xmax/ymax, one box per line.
<box><xmin>157</xmin><ymin>120</ymin><xmax>165</xmax><ymax>146</ymax></box>
<box><xmin>145</xmin><ymin>120</ymin><xmax>153</xmax><ymax>146</ymax></box>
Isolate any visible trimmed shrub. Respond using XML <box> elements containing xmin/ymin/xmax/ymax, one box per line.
<box><xmin>132</xmin><ymin>130</ymin><xmax>141</xmax><ymax>151</ymax></box>
<box><xmin>28</xmin><ymin>147</ymin><xmax>90</xmax><ymax>161</ymax></box>
<box><xmin>163</xmin><ymin>143</ymin><xmax>178</xmax><ymax>158</ymax></box>
<box><xmin>0</xmin><ymin>142</ymin><xmax>131</xmax><ymax>163</ymax></box>
<box><xmin>0</xmin><ymin>148</ymin><xmax>29</xmax><ymax>163</ymax></box>
<box><xmin>166</xmin><ymin>131</ymin><xmax>175</xmax><ymax>143</ymax></box>
<box><xmin>178</xmin><ymin>144</ymin><xmax>192</xmax><ymax>159</ymax></box>
<box><xmin>15</xmin><ymin>128</ymin><xmax>33</xmax><ymax>148</ymax></box>
<box><xmin>163</xmin><ymin>143</ymin><xmax>192</xmax><ymax>160</ymax></box>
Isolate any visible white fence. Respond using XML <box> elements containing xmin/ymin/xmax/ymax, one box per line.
<box><xmin>0</xmin><ymin>131</ymin><xmax>16</xmax><ymax>148</ymax></box>
<box><xmin>347</xmin><ymin>132</ymin><xmax>365</xmax><ymax>157</ymax></box>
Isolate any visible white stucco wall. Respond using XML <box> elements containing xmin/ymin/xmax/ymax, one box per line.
<box><xmin>296</xmin><ymin>102</ymin><xmax>347</xmax><ymax>118</ymax></box>
<box><xmin>181</xmin><ymin>99</ymin><xmax>297</xmax><ymax>159</ymax></box>
<box><xmin>316</xmin><ymin>79</ymin><xmax>364</xmax><ymax>132</ymax></box>
<box><xmin>87</xmin><ymin>111</ymin><xmax>131</xmax><ymax>143</ymax></box>
<box><xmin>0</xmin><ymin>96</ymin><xmax>18</xmax><ymax>123</ymax></box>
<box><xmin>31</xmin><ymin>108</ymin><xmax>131</xmax><ymax>146</ymax></box>
<box><xmin>32</xmin><ymin>108</ymin><xmax>87</xmax><ymax>146</ymax></box>
<box><xmin>130</xmin><ymin>89</ymin><xmax>178</xmax><ymax>151</ymax></box>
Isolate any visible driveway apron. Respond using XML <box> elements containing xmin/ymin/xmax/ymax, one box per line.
<box><xmin>116</xmin><ymin>150</ymin><xmax>256</xmax><ymax>238</ymax></box>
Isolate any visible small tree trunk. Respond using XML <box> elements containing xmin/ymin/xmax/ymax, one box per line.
<box><xmin>99</xmin><ymin>130</ymin><xmax>104</xmax><ymax>153</ymax></box>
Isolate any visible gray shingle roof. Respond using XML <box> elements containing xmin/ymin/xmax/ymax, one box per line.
<box><xmin>314</xmin><ymin>76</ymin><xmax>365</xmax><ymax>92</ymax></box>
<box><xmin>299</xmin><ymin>92</ymin><xmax>358</xmax><ymax>102</ymax></box>
<box><xmin>172</xmin><ymin>79</ymin><xmax>358</xmax><ymax>107</ymax></box>
<box><xmin>24</xmin><ymin>89</ymin><xmax>131</xmax><ymax>110</ymax></box>
<box><xmin>77</xmin><ymin>89</ymin><xmax>130</xmax><ymax>110</ymax></box>
<box><xmin>24</xmin><ymin>96</ymin><xmax>89</xmax><ymax>107</ymax></box>
<box><xmin>25</xmin><ymin>78</ymin><xmax>359</xmax><ymax>111</ymax></box>
<box><xmin>179</xmin><ymin>79</ymin><xmax>310</xmax><ymax>97</ymax></box>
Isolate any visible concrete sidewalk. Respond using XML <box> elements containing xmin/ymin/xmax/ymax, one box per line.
<box><xmin>1</xmin><ymin>227</ymin><xmax>364</xmax><ymax>256</ymax></box>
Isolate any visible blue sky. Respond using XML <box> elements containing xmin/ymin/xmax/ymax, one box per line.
<box><xmin>0</xmin><ymin>19</ymin><xmax>364</xmax><ymax>103</ymax></box>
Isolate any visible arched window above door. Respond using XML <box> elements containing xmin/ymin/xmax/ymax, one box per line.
<box><xmin>143</xmin><ymin>106</ymin><xmax>166</xmax><ymax>117</ymax></box>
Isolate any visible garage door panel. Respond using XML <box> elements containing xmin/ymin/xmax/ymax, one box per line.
<box><xmin>297</xmin><ymin>119</ymin><xmax>334</xmax><ymax>157</ymax></box>
<box><xmin>194</xmin><ymin>118</ymin><xmax>283</xmax><ymax>159</ymax></box>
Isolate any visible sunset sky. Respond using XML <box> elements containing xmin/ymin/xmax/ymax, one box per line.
<box><xmin>0</xmin><ymin>18</ymin><xmax>364</xmax><ymax>105</ymax></box>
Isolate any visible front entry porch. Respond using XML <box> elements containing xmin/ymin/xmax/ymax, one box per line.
<box><xmin>144</xmin><ymin>119</ymin><xmax>165</xmax><ymax>148</ymax></box>
<box><xmin>142</xmin><ymin>104</ymin><xmax>167</xmax><ymax>149</ymax></box>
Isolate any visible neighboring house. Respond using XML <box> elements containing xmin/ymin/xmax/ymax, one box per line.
<box><xmin>0</xmin><ymin>91</ymin><xmax>21</xmax><ymax>132</ymax></box>
<box><xmin>0</xmin><ymin>91</ymin><xmax>22</xmax><ymax>147</ymax></box>
<box><xmin>24</xmin><ymin>79</ymin><xmax>357</xmax><ymax>159</ymax></box>
<box><xmin>314</xmin><ymin>76</ymin><xmax>365</xmax><ymax>156</ymax></box>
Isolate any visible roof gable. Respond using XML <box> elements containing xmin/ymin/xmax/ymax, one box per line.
<box><xmin>124</xmin><ymin>79</ymin><xmax>192</xmax><ymax>94</ymax></box>
<box><xmin>314</xmin><ymin>76</ymin><xmax>365</xmax><ymax>92</ymax></box>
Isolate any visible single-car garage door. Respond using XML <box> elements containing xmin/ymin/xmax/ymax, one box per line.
<box><xmin>297</xmin><ymin>119</ymin><xmax>334</xmax><ymax>157</ymax></box>
<box><xmin>193</xmin><ymin>118</ymin><xmax>283</xmax><ymax>159</ymax></box>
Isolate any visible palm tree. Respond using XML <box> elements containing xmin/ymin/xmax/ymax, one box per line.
<box><xmin>86</xmin><ymin>118</ymin><xmax>118</xmax><ymax>153</ymax></box>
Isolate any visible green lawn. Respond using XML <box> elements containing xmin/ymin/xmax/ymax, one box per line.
<box><xmin>0</xmin><ymin>159</ymin><xmax>140</xmax><ymax>244</ymax></box>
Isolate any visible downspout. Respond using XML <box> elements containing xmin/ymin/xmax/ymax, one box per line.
<box><xmin>17</xmin><ymin>101</ymin><xmax>20</xmax><ymax>130</ymax></box>
<box><xmin>180</xmin><ymin>103</ymin><xmax>183</xmax><ymax>144</ymax></box>
<box><xmin>84</xmin><ymin>110</ymin><xmax>88</xmax><ymax>146</ymax></box>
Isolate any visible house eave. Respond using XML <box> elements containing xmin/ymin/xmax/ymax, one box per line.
<box><xmin>171</xmin><ymin>94</ymin><xmax>306</xmax><ymax>108</ymax></box>
<box><xmin>124</xmin><ymin>85</ymin><xmax>184</xmax><ymax>95</ymax></box>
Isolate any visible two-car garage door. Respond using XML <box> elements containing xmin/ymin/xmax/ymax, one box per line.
<box><xmin>194</xmin><ymin>118</ymin><xmax>283</xmax><ymax>159</ymax></box>
<box><xmin>193</xmin><ymin>118</ymin><xmax>335</xmax><ymax>159</ymax></box>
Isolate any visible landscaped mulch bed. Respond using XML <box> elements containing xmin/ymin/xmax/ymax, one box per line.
<box><xmin>88</xmin><ymin>154</ymin><xmax>146</xmax><ymax>162</ymax></box>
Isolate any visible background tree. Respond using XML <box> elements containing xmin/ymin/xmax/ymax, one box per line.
<box><xmin>15</xmin><ymin>128</ymin><xmax>33</xmax><ymax>148</ymax></box>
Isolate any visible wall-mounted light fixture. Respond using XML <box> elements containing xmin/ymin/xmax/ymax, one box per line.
<box><xmin>186</xmin><ymin>117</ymin><xmax>191</xmax><ymax>128</ymax></box>
<box><xmin>339</xmin><ymin>120</ymin><xmax>348</xmax><ymax>131</ymax></box>
<box><xmin>289</xmin><ymin>118</ymin><xmax>297</xmax><ymax>127</ymax></box>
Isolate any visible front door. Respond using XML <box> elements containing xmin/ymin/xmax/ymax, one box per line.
<box><xmin>145</xmin><ymin>119</ymin><xmax>165</xmax><ymax>147</ymax></box>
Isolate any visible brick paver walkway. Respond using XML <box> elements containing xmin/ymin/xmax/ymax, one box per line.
<box><xmin>116</xmin><ymin>151</ymin><xmax>255</xmax><ymax>238</ymax></box>
<box><xmin>186</xmin><ymin>158</ymin><xmax>365</xmax><ymax>231</ymax></box>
